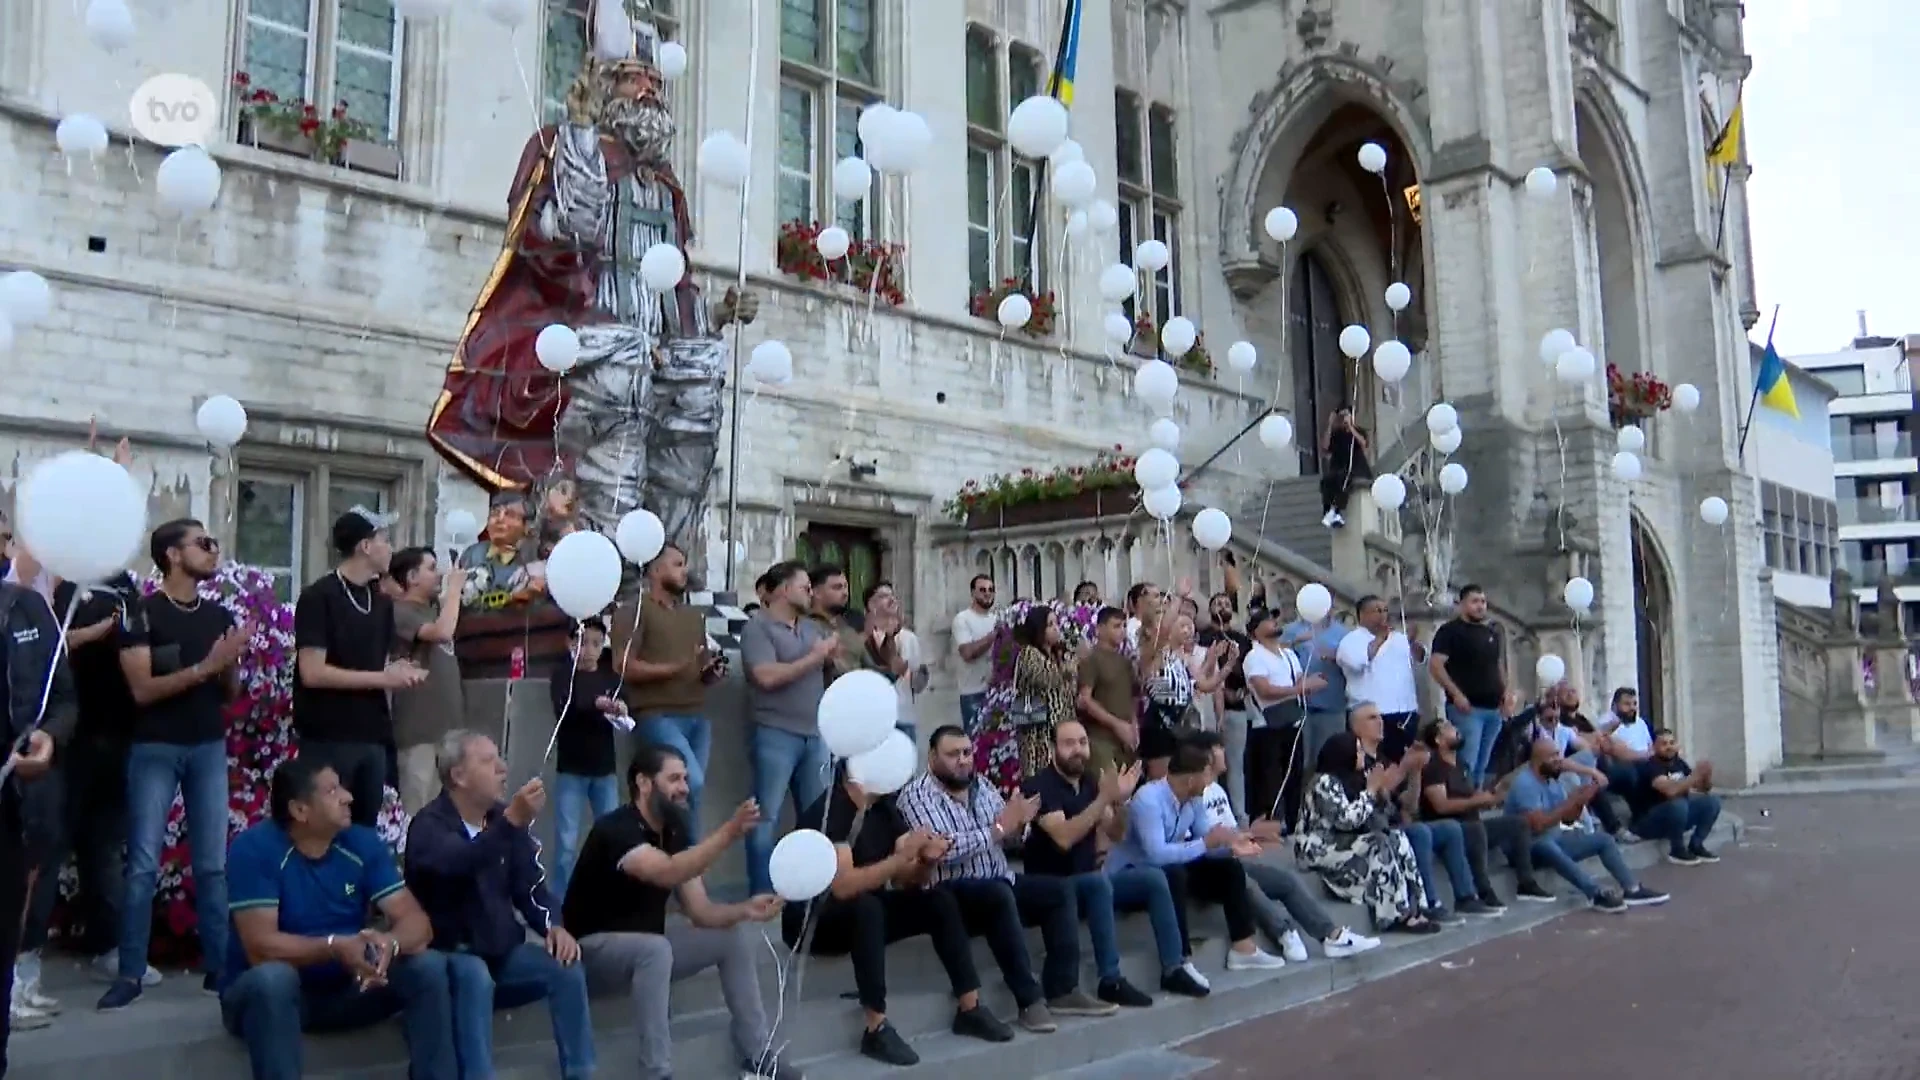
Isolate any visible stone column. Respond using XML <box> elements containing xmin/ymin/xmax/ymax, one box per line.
<box><xmin>1869</xmin><ymin>644</ymin><xmax>1920</xmax><ymax>744</ymax></box>
<box><xmin>1818</xmin><ymin>637</ymin><xmax>1882</xmax><ymax>758</ymax></box>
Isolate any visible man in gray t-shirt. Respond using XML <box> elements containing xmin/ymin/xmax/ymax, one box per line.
<box><xmin>739</xmin><ymin>562</ymin><xmax>839</xmax><ymax>894</ymax></box>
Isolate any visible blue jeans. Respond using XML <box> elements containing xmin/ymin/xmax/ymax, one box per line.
<box><xmin>551</xmin><ymin>772</ymin><xmax>620</xmax><ymax>906</ymax></box>
<box><xmin>746</xmin><ymin>725</ymin><xmax>831</xmax><ymax>895</ymax></box>
<box><xmin>635</xmin><ymin>713</ymin><xmax>711</xmax><ymax>823</ymax></box>
<box><xmin>447</xmin><ymin>942</ymin><xmax>594</xmax><ymax>1078</ymax></box>
<box><xmin>121</xmin><ymin>739</ymin><xmax>229</xmax><ymax>979</ymax></box>
<box><xmin>1084</xmin><ymin>867</ymin><xmax>1184</xmax><ymax>977</ymax></box>
<box><xmin>1632</xmin><ymin>793</ymin><xmax>1721</xmax><ymax>856</ymax></box>
<box><xmin>959</xmin><ymin>693</ymin><xmax>987</xmax><ymax>736</ymax></box>
<box><xmin>1448</xmin><ymin>705</ymin><xmax>1504</xmax><ymax>787</ymax></box>
<box><xmin>1530</xmin><ymin>829</ymin><xmax>1638</xmax><ymax>898</ymax></box>
<box><xmin>1402</xmin><ymin>819</ymin><xmax>1476</xmax><ymax>908</ymax></box>
<box><xmin>220</xmin><ymin>953</ymin><xmax>457</xmax><ymax>1080</ymax></box>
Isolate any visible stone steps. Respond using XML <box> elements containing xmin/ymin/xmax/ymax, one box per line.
<box><xmin>9</xmin><ymin>822</ymin><xmax>1736</xmax><ymax>1079</ymax></box>
<box><xmin>1240</xmin><ymin>477</ymin><xmax>1331</xmax><ymax>572</ymax></box>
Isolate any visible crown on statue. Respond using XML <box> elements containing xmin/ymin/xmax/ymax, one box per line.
<box><xmin>590</xmin><ymin>0</ymin><xmax>662</xmax><ymax>73</ymax></box>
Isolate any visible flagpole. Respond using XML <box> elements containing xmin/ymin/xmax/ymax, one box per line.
<box><xmin>1022</xmin><ymin>0</ymin><xmax>1079</xmax><ymax>290</ymax></box>
<box><xmin>1709</xmin><ymin>88</ymin><xmax>1742</xmax><ymax>252</ymax></box>
<box><xmin>1735</xmin><ymin>303</ymin><xmax>1781</xmax><ymax>459</ymax></box>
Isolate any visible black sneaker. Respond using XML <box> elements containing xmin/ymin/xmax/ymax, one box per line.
<box><xmin>1425</xmin><ymin>906</ymin><xmax>1465</xmax><ymax>925</ymax></box>
<box><xmin>1096</xmin><ymin>976</ymin><xmax>1153</xmax><ymax>1008</ymax></box>
<box><xmin>1665</xmin><ymin>849</ymin><xmax>1702</xmax><ymax>866</ymax></box>
<box><xmin>1688</xmin><ymin>842</ymin><xmax>1720</xmax><ymax>863</ymax></box>
<box><xmin>1453</xmin><ymin>898</ymin><xmax>1500</xmax><ymax>918</ymax></box>
<box><xmin>95</xmin><ymin>979</ymin><xmax>142</xmax><ymax>1011</ymax></box>
<box><xmin>1515</xmin><ymin>881</ymin><xmax>1557</xmax><ymax>903</ymax></box>
<box><xmin>1622</xmin><ymin>886</ymin><xmax>1669</xmax><ymax>907</ymax></box>
<box><xmin>952</xmin><ymin>1005</ymin><xmax>1015</xmax><ymax>1043</ymax></box>
<box><xmin>1476</xmin><ymin>892</ymin><xmax>1509</xmax><ymax>913</ymax></box>
<box><xmin>1590</xmin><ymin>890</ymin><xmax>1627</xmax><ymax>913</ymax></box>
<box><xmin>1159</xmin><ymin>965</ymin><xmax>1210</xmax><ymax>998</ymax></box>
<box><xmin>859</xmin><ymin>1021</ymin><xmax>920</xmax><ymax>1066</ymax></box>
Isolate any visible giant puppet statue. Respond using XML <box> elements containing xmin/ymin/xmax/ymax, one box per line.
<box><xmin>426</xmin><ymin>0</ymin><xmax>756</xmax><ymax>604</ymax></box>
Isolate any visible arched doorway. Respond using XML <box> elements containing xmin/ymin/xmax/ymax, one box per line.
<box><xmin>1290</xmin><ymin>250</ymin><xmax>1346</xmax><ymax>475</ymax></box>
<box><xmin>1574</xmin><ymin>100</ymin><xmax>1646</xmax><ymax>385</ymax></box>
<box><xmin>1630</xmin><ymin>517</ymin><xmax>1676</xmax><ymax>735</ymax></box>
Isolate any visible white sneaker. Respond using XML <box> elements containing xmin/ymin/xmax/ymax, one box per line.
<box><xmin>1321</xmin><ymin>927</ymin><xmax>1382</xmax><ymax>959</ymax></box>
<box><xmin>1279</xmin><ymin>929</ymin><xmax>1310</xmax><ymax>964</ymax></box>
<box><xmin>1225</xmin><ymin>947</ymin><xmax>1286</xmax><ymax>971</ymax></box>
<box><xmin>1321</xmin><ymin>509</ymin><xmax>1339</xmax><ymax>527</ymax></box>
<box><xmin>90</xmin><ymin>953</ymin><xmax>161</xmax><ymax>988</ymax></box>
<box><xmin>1178</xmin><ymin>961</ymin><xmax>1211</xmax><ymax>991</ymax></box>
<box><xmin>9</xmin><ymin>1001</ymin><xmax>52</xmax><ymax>1031</ymax></box>
<box><xmin>14</xmin><ymin>978</ymin><xmax>58</xmax><ymax>1015</ymax></box>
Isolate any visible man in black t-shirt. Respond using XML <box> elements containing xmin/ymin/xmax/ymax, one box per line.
<box><xmin>1427</xmin><ymin>583</ymin><xmax>1516</xmax><ymax>788</ymax></box>
<box><xmin>99</xmin><ymin>519</ymin><xmax>253</xmax><ymax>1011</ymax></box>
<box><xmin>1415</xmin><ymin>717</ymin><xmax>1552</xmax><ymax>905</ymax></box>
<box><xmin>292</xmin><ymin>510</ymin><xmax>425</xmax><ymax>827</ymax></box>
<box><xmin>782</xmin><ymin>763</ymin><xmax>1013</xmax><ymax>1066</ymax></box>
<box><xmin>566</xmin><ymin>745</ymin><xmax>803</xmax><ymax>1079</ymax></box>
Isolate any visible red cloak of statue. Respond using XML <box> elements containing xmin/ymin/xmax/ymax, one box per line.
<box><xmin>427</xmin><ymin>125</ymin><xmax>699</xmax><ymax>493</ymax></box>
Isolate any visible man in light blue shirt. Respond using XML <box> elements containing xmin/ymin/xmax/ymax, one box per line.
<box><xmin>1504</xmin><ymin>739</ymin><xmax>1668</xmax><ymax>914</ymax></box>
<box><xmin>1283</xmin><ymin>613</ymin><xmax>1349</xmax><ymax>767</ymax></box>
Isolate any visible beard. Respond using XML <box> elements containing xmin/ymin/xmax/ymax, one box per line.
<box><xmin>601</xmin><ymin>94</ymin><xmax>676</xmax><ymax>163</ymax></box>
<box><xmin>648</xmin><ymin>788</ymin><xmax>692</xmax><ymax>843</ymax></box>
<box><xmin>935</xmin><ymin>767</ymin><xmax>973</xmax><ymax>792</ymax></box>
<box><xmin>1056</xmin><ymin>753</ymin><xmax>1086</xmax><ymax>779</ymax></box>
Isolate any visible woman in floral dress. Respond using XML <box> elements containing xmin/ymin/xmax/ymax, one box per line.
<box><xmin>1294</xmin><ymin>732</ymin><xmax>1439</xmax><ymax>934</ymax></box>
<box><xmin>1010</xmin><ymin>606</ymin><xmax>1078</xmax><ymax>779</ymax></box>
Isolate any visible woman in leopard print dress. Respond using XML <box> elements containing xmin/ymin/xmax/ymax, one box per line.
<box><xmin>1011</xmin><ymin>606</ymin><xmax>1078</xmax><ymax>780</ymax></box>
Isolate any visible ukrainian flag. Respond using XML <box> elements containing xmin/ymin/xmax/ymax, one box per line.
<box><xmin>1707</xmin><ymin>99</ymin><xmax>1743</xmax><ymax>169</ymax></box>
<box><xmin>1047</xmin><ymin>0</ymin><xmax>1083</xmax><ymax>106</ymax></box>
<box><xmin>1756</xmin><ymin>340</ymin><xmax>1799</xmax><ymax>419</ymax></box>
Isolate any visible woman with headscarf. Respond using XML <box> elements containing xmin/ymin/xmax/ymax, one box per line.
<box><xmin>1293</xmin><ymin>731</ymin><xmax>1438</xmax><ymax>934</ymax></box>
<box><xmin>1010</xmin><ymin>606</ymin><xmax>1077</xmax><ymax>780</ymax></box>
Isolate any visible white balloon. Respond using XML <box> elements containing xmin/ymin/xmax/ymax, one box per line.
<box><xmin>847</xmin><ymin>729</ymin><xmax>917</xmax><ymax>795</ymax></box>
<box><xmin>1262</xmin><ymin>206</ymin><xmax>1298</xmax><ymax>243</ymax></box>
<box><xmin>481</xmin><ymin>0</ymin><xmax>532</xmax><ymax>26</ymax></box>
<box><xmin>1556</xmin><ymin>346</ymin><xmax>1596</xmax><ymax>383</ymax></box>
<box><xmin>1611</xmin><ymin>451</ymin><xmax>1642</xmax><ymax>482</ymax></box>
<box><xmin>1372</xmin><ymin>340</ymin><xmax>1411</xmax><ymax>383</ymax></box>
<box><xmin>614</xmin><ymin>508</ymin><xmax>666</xmax><ymax>565</ymax></box>
<box><xmin>1430</xmin><ymin>426</ymin><xmax>1462</xmax><ymax>454</ymax></box>
<box><xmin>819</xmin><ymin>669</ymin><xmax>899</xmax><ymax>757</ymax></box>
<box><xmin>1699</xmin><ymin>496</ymin><xmax>1730</xmax><ymax>526</ymax></box>
<box><xmin>0</xmin><ymin>272</ymin><xmax>52</xmax><ymax>328</ymax></box>
<box><xmin>155</xmin><ymin>147</ymin><xmax>222</xmax><ymax>215</ymax></box>
<box><xmin>1133</xmin><ymin>447</ymin><xmax>1179</xmax><ymax>491</ymax></box>
<box><xmin>1053</xmin><ymin>160</ymin><xmax>1097</xmax><ymax>207</ymax></box>
<box><xmin>655</xmin><ymin>40</ymin><xmax>689</xmax><ymax>79</ymax></box>
<box><xmin>1295</xmin><ymin>583</ymin><xmax>1333</xmax><ymax>623</ymax></box>
<box><xmin>750</xmin><ymin>340</ymin><xmax>794</xmax><ymax>385</ymax></box>
<box><xmin>1064</xmin><ymin>211</ymin><xmax>1089</xmax><ymax>239</ymax></box>
<box><xmin>1258</xmin><ymin>414</ymin><xmax>1294</xmax><ymax>451</ymax></box>
<box><xmin>1616</xmin><ymin>425</ymin><xmax>1646</xmax><ymax>453</ymax></box>
<box><xmin>1192</xmin><ymin>507</ymin><xmax>1232</xmax><ymax>550</ymax></box>
<box><xmin>815</xmin><ymin>225</ymin><xmax>851</xmax><ymax>260</ymax></box>
<box><xmin>1535</xmin><ymin>653</ymin><xmax>1567</xmax><ymax>685</ymax></box>
<box><xmin>1142</xmin><ymin>485</ymin><xmax>1181</xmax><ymax>521</ymax></box>
<box><xmin>1160</xmin><ymin>316</ymin><xmax>1197</xmax><ymax>358</ymax></box>
<box><xmin>395</xmin><ymin>0</ymin><xmax>452</xmax><ymax>16</ymax></box>
<box><xmin>592</xmin><ymin>0</ymin><xmax>633</xmax><ymax>60</ymax></box>
<box><xmin>696</xmin><ymin>131</ymin><xmax>750</xmax><ymax>188</ymax></box>
<box><xmin>1088</xmin><ymin>200</ymin><xmax>1119</xmax><ymax>234</ymax></box>
<box><xmin>1426</xmin><ymin>402</ymin><xmax>1459</xmax><ymax>435</ymax></box>
<box><xmin>1539</xmin><ymin>328</ymin><xmax>1576</xmax><ymax>365</ymax></box>
<box><xmin>1370</xmin><ymin>473</ymin><xmax>1407</xmax><ymax>511</ymax></box>
<box><xmin>832</xmin><ymin>156</ymin><xmax>872</xmax><ymax>202</ymax></box>
<box><xmin>83</xmin><ymin>0</ymin><xmax>135</xmax><ymax>51</ymax></box>
<box><xmin>1149</xmin><ymin>418</ymin><xmax>1181</xmax><ymax>451</ymax></box>
<box><xmin>1134</xmin><ymin>240</ymin><xmax>1170</xmax><ymax>273</ymax></box>
<box><xmin>1050</xmin><ymin>139</ymin><xmax>1085</xmax><ymax>167</ymax></box>
<box><xmin>857</xmin><ymin>104</ymin><xmax>898</xmax><ymax>152</ymax></box>
<box><xmin>1674</xmin><ymin>383</ymin><xmax>1702</xmax><ymax>412</ymax></box>
<box><xmin>536</xmin><ymin>324</ymin><xmax>580</xmax><ymax>373</ymax></box>
<box><xmin>1563</xmin><ymin>576</ymin><xmax>1595</xmax><ymax>612</ymax></box>
<box><xmin>639</xmin><ymin>243</ymin><xmax>686</xmax><ymax>292</ymax></box>
<box><xmin>17</xmin><ymin>451</ymin><xmax>145</xmax><ymax>583</ymax></box>
<box><xmin>1384</xmin><ymin>282</ymin><xmax>1411</xmax><ymax>312</ymax></box>
<box><xmin>1357</xmin><ymin>142</ymin><xmax>1388</xmax><ymax>174</ymax></box>
<box><xmin>1338</xmin><ymin>325</ymin><xmax>1370</xmax><ymax>359</ymax></box>
<box><xmin>1226</xmin><ymin>341</ymin><xmax>1257</xmax><ymax>373</ymax></box>
<box><xmin>879</xmin><ymin>111</ymin><xmax>932</xmax><ymax>173</ymax></box>
<box><xmin>768</xmin><ymin>829</ymin><xmax>838</xmax><ymax>903</ymax></box>
<box><xmin>1133</xmin><ymin>360</ymin><xmax>1179</xmax><ymax>413</ymax></box>
<box><xmin>1098</xmin><ymin>263</ymin><xmax>1138</xmax><ymax>303</ymax></box>
<box><xmin>545</xmin><ymin>530</ymin><xmax>623</xmax><ymax>619</ymax></box>
<box><xmin>445</xmin><ymin>508</ymin><xmax>480</xmax><ymax>541</ymax></box>
<box><xmin>1438</xmin><ymin>462</ymin><xmax>1469</xmax><ymax>494</ymax></box>
<box><xmin>194</xmin><ymin>395</ymin><xmax>248</xmax><ymax>449</ymax></box>
<box><xmin>1007</xmin><ymin>95</ymin><xmax>1070</xmax><ymax>158</ymax></box>
<box><xmin>1525</xmin><ymin>166</ymin><xmax>1558</xmax><ymax>199</ymax></box>
<box><xmin>54</xmin><ymin>114</ymin><xmax>109</xmax><ymax>157</ymax></box>
<box><xmin>996</xmin><ymin>293</ymin><xmax>1032</xmax><ymax>330</ymax></box>
<box><xmin>1102</xmin><ymin>311</ymin><xmax>1134</xmax><ymax>344</ymax></box>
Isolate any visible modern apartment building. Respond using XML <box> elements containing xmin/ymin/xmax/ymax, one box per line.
<box><xmin>1749</xmin><ymin>343</ymin><xmax>1840</xmax><ymax>609</ymax></box>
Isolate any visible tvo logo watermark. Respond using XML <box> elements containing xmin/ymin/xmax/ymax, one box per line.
<box><xmin>129</xmin><ymin>73</ymin><xmax>218</xmax><ymax>147</ymax></box>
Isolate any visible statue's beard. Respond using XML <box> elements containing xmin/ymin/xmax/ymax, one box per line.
<box><xmin>601</xmin><ymin>96</ymin><xmax>675</xmax><ymax>163</ymax></box>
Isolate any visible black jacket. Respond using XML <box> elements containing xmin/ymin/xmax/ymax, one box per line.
<box><xmin>402</xmin><ymin>791</ymin><xmax>555</xmax><ymax>961</ymax></box>
<box><xmin>0</xmin><ymin>581</ymin><xmax>77</xmax><ymax>756</ymax></box>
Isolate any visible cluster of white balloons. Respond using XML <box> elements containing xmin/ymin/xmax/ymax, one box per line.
<box><xmin>1132</xmin><ymin>448</ymin><xmax>1181</xmax><ymax>521</ymax></box>
<box><xmin>1425</xmin><ymin>403</ymin><xmax>1469</xmax><ymax>493</ymax></box>
<box><xmin>542</xmin><ymin>507</ymin><xmax>667</xmax><ymax>621</ymax></box>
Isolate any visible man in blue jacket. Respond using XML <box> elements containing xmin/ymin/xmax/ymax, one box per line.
<box><xmin>404</xmin><ymin>730</ymin><xmax>592</xmax><ymax>1079</ymax></box>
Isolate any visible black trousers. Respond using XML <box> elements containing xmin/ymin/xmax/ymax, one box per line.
<box><xmin>799</xmin><ymin>888</ymin><xmax>983</xmax><ymax>1015</ymax></box>
<box><xmin>1163</xmin><ymin>857</ymin><xmax>1256</xmax><ymax>946</ymax></box>
<box><xmin>0</xmin><ymin>793</ymin><xmax>30</xmax><ymax>1075</ymax></box>
<box><xmin>62</xmin><ymin>737</ymin><xmax>129</xmax><ymax>955</ymax></box>
<box><xmin>1377</xmin><ymin>712</ymin><xmax>1420</xmax><ymax>764</ymax></box>
<box><xmin>945</xmin><ymin>874</ymin><xmax>1078</xmax><ymax>1007</ymax></box>
<box><xmin>1319</xmin><ymin>467</ymin><xmax>1371</xmax><ymax>514</ymax></box>
<box><xmin>1246</xmin><ymin>722</ymin><xmax>1306</xmax><ymax>828</ymax></box>
<box><xmin>18</xmin><ymin>763</ymin><xmax>65</xmax><ymax>955</ymax></box>
<box><xmin>298</xmin><ymin>741</ymin><xmax>388</xmax><ymax>827</ymax></box>
<box><xmin>1473</xmin><ymin>814</ymin><xmax>1540</xmax><ymax>890</ymax></box>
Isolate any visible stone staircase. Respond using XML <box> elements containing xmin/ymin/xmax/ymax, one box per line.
<box><xmin>9</xmin><ymin>819</ymin><xmax>1738</xmax><ymax>1079</ymax></box>
<box><xmin>1239</xmin><ymin>476</ymin><xmax>1332</xmax><ymax>570</ymax></box>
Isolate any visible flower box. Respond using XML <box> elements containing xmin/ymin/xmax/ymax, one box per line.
<box><xmin>775</xmin><ymin>218</ymin><xmax>905</xmax><ymax>306</ymax></box>
<box><xmin>1607</xmin><ymin>363</ymin><xmax>1671</xmax><ymax>427</ymax></box>
<box><xmin>969</xmin><ymin>278</ymin><xmax>1058</xmax><ymax>338</ymax></box>
<box><xmin>232</xmin><ymin>71</ymin><xmax>397</xmax><ymax>177</ymax></box>
<box><xmin>945</xmin><ymin>447</ymin><xmax>1139</xmax><ymax>527</ymax></box>
<box><xmin>962</xmin><ymin>486</ymin><xmax>1137</xmax><ymax>529</ymax></box>
<box><xmin>340</xmin><ymin>139</ymin><xmax>403</xmax><ymax>179</ymax></box>
<box><xmin>1130</xmin><ymin>313</ymin><xmax>1215</xmax><ymax>376</ymax></box>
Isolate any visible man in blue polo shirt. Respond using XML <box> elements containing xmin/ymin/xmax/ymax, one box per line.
<box><xmin>1282</xmin><ymin>609</ymin><xmax>1349</xmax><ymax>769</ymax></box>
<box><xmin>221</xmin><ymin>756</ymin><xmax>454</xmax><ymax>1080</ymax></box>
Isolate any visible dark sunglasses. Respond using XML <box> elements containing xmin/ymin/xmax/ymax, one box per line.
<box><xmin>182</xmin><ymin>536</ymin><xmax>221</xmax><ymax>554</ymax></box>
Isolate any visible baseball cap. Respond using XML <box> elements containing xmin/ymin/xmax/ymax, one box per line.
<box><xmin>331</xmin><ymin>506</ymin><xmax>396</xmax><ymax>557</ymax></box>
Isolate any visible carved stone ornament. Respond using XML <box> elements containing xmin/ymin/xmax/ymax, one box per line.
<box><xmin>1830</xmin><ymin>566</ymin><xmax>1858</xmax><ymax>637</ymax></box>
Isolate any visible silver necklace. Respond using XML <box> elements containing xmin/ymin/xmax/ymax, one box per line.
<box><xmin>336</xmin><ymin>570</ymin><xmax>372</xmax><ymax>615</ymax></box>
<box><xmin>163</xmin><ymin>590</ymin><xmax>201</xmax><ymax>613</ymax></box>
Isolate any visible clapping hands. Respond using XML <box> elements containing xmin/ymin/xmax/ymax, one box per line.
<box><xmin>1097</xmin><ymin>763</ymin><xmax>1142</xmax><ymax>804</ymax></box>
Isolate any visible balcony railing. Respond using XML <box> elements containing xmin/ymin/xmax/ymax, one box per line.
<box><xmin>1839</xmin><ymin>495</ymin><xmax>1920</xmax><ymax>527</ymax></box>
<box><xmin>1834</xmin><ymin>432</ymin><xmax>1917</xmax><ymax>464</ymax></box>
<box><xmin>1845</xmin><ymin>560</ymin><xmax>1920</xmax><ymax>588</ymax></box>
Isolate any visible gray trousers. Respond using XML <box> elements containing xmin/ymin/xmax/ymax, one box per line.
<box><xmin>1222</xmin><ymin>707</ymin><xmax>1250</xmax><ymax>826</ymax></box>
<box><xmin>579</xmin><ymin>921</ymin><xmax>773</xmax><ymax>1078</ymax></box>
<box><xmin>1243</xmin><ymin>859</ymin><xmax>1338</xmax><ymax>945</ymax></box>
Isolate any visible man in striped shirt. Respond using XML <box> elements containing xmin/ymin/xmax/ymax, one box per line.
<box><xmin>898</xmin><ymin>727</ymin><xmax>1119</xmax><ymax>1033</ymax></box>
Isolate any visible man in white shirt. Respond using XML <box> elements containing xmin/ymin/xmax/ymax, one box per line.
<box><xmin>950</xmin><ymin>575</ymin><xmax>999</xmax><ymax>734</ymax></box>
<box><xmin>1595</xmin><ymin>686</ymin><xmax>1655</xmax><ymax>790</ymax></box>
<box><xmin>1334</xmin><ymin>595</ymin><xmax>1424</xmax><ymax>763</ymax></box>
<box><xmin>1239</xmin><ymin>610</ymin><xmax>1324</xmax><ymax>830</ymax></box>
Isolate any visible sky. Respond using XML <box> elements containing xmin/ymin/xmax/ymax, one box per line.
<box><xmin>1743</xmin><ymin>0</ymin><xmax>1917</xmax><ymax>355</ymax></box>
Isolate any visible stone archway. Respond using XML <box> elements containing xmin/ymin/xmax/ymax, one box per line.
<box><xmin>1573</xmin><ymin>89</ymin><xmax>1654</xmax><ymax>396</ymax></box>
<box><xmin>1630</xmin><ymin>513</ymin><xmax>1678</xmax><ymax>738</ymax></box>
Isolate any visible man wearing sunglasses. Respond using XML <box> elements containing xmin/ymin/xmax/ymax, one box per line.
<box><xmin>99</xmin><ymin>519</ymin><xmax>254</xmax><ymax>1012</ymax></box>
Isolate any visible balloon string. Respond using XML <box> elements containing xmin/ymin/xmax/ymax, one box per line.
<box><xmin>542</xmin><ymin>637</ymin><xmax>584</xmax><ymax>763</ymax></box>
<box><xmin>0</xmin><ymin>588</ymin><xmax>83</xmax><ymax>786</ymax></box>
